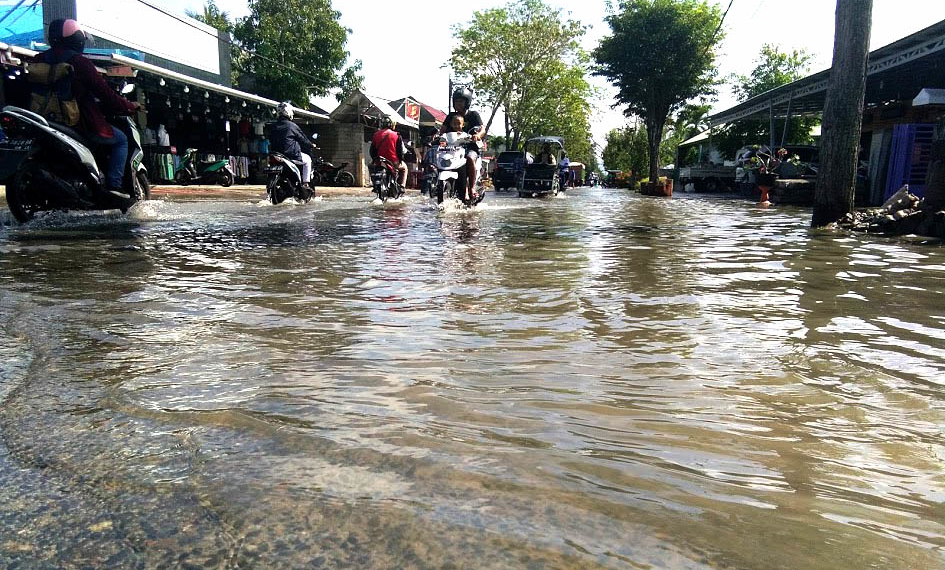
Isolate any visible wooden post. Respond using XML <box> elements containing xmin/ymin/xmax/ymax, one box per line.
<box><xmin>812</xmin><ymin>0</ymin><xmax>873</xmax><ymax>227</ymax></box>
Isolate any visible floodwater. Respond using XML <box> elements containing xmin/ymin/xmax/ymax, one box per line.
<box><xmin>0</xmin><ymin>188</ymin><xmax>943</xmax><ymax>569</ymax></box>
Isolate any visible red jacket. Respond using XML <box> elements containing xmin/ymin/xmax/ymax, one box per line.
<box><xmin>371</xmin><ymin>128</ymin><xmax>403</xmax><ymax>165</ymax></box>
<box><xmin>35</xmin><ymin>47</ymin><xmax>137</xmax><ymax>139</ymax></box>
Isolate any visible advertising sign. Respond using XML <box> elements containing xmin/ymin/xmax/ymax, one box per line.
<box><xmin>405</xmin><ymin>100</ymin><xmax>421</xmax><ymax>121</ymax></box>
<box><xmin>76</xmin><ymin>0</ymin><xmax>221</xmax><ymax>75</ymax></box>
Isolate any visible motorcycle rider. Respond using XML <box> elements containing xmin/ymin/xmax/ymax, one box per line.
<box><xmin>32</xmin><ymin>19</ymin><xmax>140</xmax><ymax>198</ymax></box>
<box><xmin>270</xmin><ymin>102</ymin><xmax>313</xmax><ymax>189</ymax></box>
<box><xmin>559</xmin><ymin>152</ymin><xmax>571</xmax><ymax>189</ymax></box>
<box><xmin>370</xmin><ymin>116</ymin><xmax>407</xmax><ymax>188</ymax></box>
<box><xmin>440</xmin><ymin>87</ymin><xmax>485</xmax><ymax>202</ymax></box>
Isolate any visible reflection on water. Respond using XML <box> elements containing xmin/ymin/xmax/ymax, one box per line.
<box><xmin>1</xmin><ymin>190</ymin><xmax>944</xmax><ymax>569</ymax></box>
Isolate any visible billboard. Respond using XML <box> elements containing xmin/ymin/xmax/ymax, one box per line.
<box><xmin>0</xmin><ymin>0</ymin><xmax>45</xmax><ymax>48</ymax></box>
<box><xmin>76</xmin><ymin>0</ymin><xmax>220</xmax><ymax>75</ymax></box>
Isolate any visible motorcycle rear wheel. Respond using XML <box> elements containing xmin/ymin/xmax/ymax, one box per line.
<box><xmin>219</xmin><ymin>170</ymin><xmax>234</xmax><ymax>188</ymax></box>
<box><xmin>7</xmin><ymin>163</ymin><xmax>50</xmax><ymax>223</ymax></box>
<box><xmin>337</xmin><ymin>171</ymin><xmax>355</xmax><ymax>187</ymax></box>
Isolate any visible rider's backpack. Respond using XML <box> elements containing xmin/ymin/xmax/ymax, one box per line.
<box><xmin>27</xmin><ymin>51</ymin><xmax>80</xmax><ymax>127</ymax></box>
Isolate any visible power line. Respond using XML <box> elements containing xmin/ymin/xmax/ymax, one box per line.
<box><xmin>704</xmin><ymin>0</ymin><xmax>736</xmax><ymax>58</ymax></box>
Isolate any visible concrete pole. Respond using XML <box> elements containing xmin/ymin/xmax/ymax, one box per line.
<box><xmin>812</xmin><ymin>0</ymin><xmax>873</xmax><ymax>227</ymax></box>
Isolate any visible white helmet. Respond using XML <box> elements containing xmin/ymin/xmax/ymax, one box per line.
<box><xmin>277</xmin><ymin>101</ymin><xmax>294</xmax><ymax>119</ymax></box>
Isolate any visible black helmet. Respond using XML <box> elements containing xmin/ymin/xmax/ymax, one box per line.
<box><xmin>452</xmin><ymin>87</ymin><xmax>473</xmax><ymax>111</ymax></box>
<box><xmin>380</xmin><ymin>115</ymin><xmax>394</xmax><ymax>130</ymax></box>
<box><xmin>48</xmin><ymin>19</ymin><xmax>87</xmax><ymax>53</ymax></box>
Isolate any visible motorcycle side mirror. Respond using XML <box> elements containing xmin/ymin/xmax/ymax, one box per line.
<box><xmin>121</xmin><ymin>83</ymin><xmax>136</xmax><ymax>95</ymax></box>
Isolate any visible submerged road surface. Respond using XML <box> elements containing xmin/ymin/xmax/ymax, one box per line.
<box><xmin>1</xmin><ymin>189</ymin><xmax>944</xmax><ymax>569</ymax></box>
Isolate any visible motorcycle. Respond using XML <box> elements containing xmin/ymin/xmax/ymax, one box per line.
<box><xmin>0</xmin><ymin>85</ymin><xmax>149</xmax><ymax>223</ymax></box>
<box><xmin>312</xmin><ymin>155</ymin><xmax>355</xmax><ymax>187</ymax></box>
<box><xmin>370</xmin><ymin>157</ymin><xmax>405</xmax><ymax>202</ymax></box>
<box><xmin>266</xmin><ymin>152</ymin><xmax>314</xmax><ymax>204</ymax></box>
<box><xmin>174</xmin><ymin>148</ymin><xmax>235</xmax><ymax>187</ymax></box>
<box><xmin>432</xmin><ymin>128</ymin><xmax>485</xmax><ymax>207</ymax></box>
<box><xmin>420</xmin><ymin>166</ymin><xmax>436</xmax><ymax>196</ymax></box>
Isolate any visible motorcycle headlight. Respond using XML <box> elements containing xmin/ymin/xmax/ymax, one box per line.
<box><xmin>439</xmin><ymin>158</ymin><xmax>451</xmax><ymax>168</ymax></box>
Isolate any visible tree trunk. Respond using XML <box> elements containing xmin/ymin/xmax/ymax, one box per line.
<box><xmin>645</xmin><ymin>115</ymin><xmax>665</xmax><ymax>183</ymax></box>
<box><xmin>812</xmin><ymin>0</ymin><xmax>873</xmax><ymax>227</ymax></box>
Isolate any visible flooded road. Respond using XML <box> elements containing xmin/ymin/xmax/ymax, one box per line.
<box><xmin>1</xmin><ymin>189</ymin><xmax>943</xmax><ymax>569</ymax></box>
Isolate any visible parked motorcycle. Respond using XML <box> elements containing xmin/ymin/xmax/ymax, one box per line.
<box><xmin>174</xmin><ymin>148</ymin><xmax>235</xmax><ymax>187</ymax></box>
<box><xmin>370</xmin><ymin>157</ymin><xmax>405</xmax><ymax>202</ymax></box>
<box><xmin>0</xmin><ymin>88</ymin><xmax>149</xmax><ymax>223</ymax></box>
<box><xmin>312</xmin><ymin>156</ymin><xmax>355</xmax><ymax>187</ymax></box>
<box><xmin>266</xmin><ymin>152</ymin><xmax>314</xmax><ymax>204</ymax></box>
<box><xmin>432</xmin><ymin>129</ymin><xmax>485</xmax><ymax>207</ymax></box>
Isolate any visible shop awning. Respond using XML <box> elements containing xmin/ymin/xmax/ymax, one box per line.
<box><xmin>331</xmin><ymin>89</ymin><xmax>419</xmax><ymax>130</ymax></box>
<box><xmin>108</xmin><ymin>53</ymin><xmax>331</xmax><ymax>123</ymax></box>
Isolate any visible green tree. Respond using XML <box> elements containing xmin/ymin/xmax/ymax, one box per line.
<box><xmin>504</xmin><ymin>58</ymin><xmax>596</xmax><ymax>166</ymax></box>
<box><xmin>714</xmin><ymin>44</ymin><xmax>818</xmax><ymax>157</ymax></box>
<box><xmin>449</xmin><ymin>0</ymin><xmax>586</xmax><ymax>135</ymax></box>
<box><xmin>187</xmin><ymin>0</ymin><xmax>232</xmax><ymax>33</ymax></box>
<box><xmin>602</xmin><ymin>124</ymin><xmax>649</xmax><ymax>176</ymax></box>
<box><xmin>594</xmin><ymin>0</ymin><xmax>723</xmax><ymax>183</ymax></box>
<box><xmin>233</xmin><ymin>0</ymin><xmax>363</xmax><ymax>105</ymax></box>
<box><xmin>335</xmin><ymin>59</ymin><xmax>364</xmax><ymax>103</ymax></box>
<box><xmin>187</xmin><ymin>0</ymin><xmax>241</xmax><ymax>84</ymax></box>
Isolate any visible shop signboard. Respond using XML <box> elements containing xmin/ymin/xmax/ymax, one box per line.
<box><xmin>76</xmin><ymin>0</ymin><xmax>221</xmax><ymax>75</ymax></box>
<box><xmin>405</xmin><ymin>100</ymin><xmax>421</xmax><ymax>122</ymax></box>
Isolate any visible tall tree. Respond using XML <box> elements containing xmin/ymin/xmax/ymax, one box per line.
<box><xmin>449</xmin><ymin>0</ymin><xmax>586</xmax><ymax>134</ymax></box>
<box><xmin>812</xmin><ymin>0</ymin><xmax>873</xmax><ymax>227</ymax></box>
<box><xmin>233</xmin><ymin>0</ymin><xmax>363</xmax><ymax>105</ymax></box>
<box><xmin>594</xmin><ymin>0</ymin><xmax>723</xmax><ymax>183</ymax></box>
<box><xmin>503</xmin><ymin>57</ymin><xmax>596</xmax><ymax>165</ymax></box>
<box><xmin>714</xmin><ymin>45</ymin><xmax>818</xmax><ymax>158</ymax></box>
<box><xmin>603</xmin><ymin>124</ymin><xmax>649</xmax><ymax>176</ymax></box>
<box><xmin>187</xmin><ymin>0</ymin><xmax>233</xmax><ymax>34</ymax></box>
<box><xmin>187</xmin><ymin>0</ymin><xmax>240</xmax><ymax>84</ymax></box>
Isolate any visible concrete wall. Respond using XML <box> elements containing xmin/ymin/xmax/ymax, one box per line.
<box><xmin>313</xmin><ymin>123</ymin><xmax>369</xmax><ymax>187</ymax></box>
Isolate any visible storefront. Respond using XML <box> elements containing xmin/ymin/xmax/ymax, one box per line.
<box><xmin>328</xmin><ymin>90</ymin><xmax>420</xmax><ymax>186</ymax></box>
<box><xmin>0</xmin><ymin>0</ymin><xmax>329</xmax><ymax>186</ymax></box>
<box><xmin>104</xmin><ymin>55</ymin><xmax>328</xmax><ymax>185</ymax></box>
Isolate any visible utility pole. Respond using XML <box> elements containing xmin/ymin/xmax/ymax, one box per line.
<box><xmin>812</xmin><ymin>0</ymin><xmax>873</xmax><ymax>227</ymax></box>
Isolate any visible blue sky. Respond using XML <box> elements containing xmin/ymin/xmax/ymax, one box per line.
<box><xmin>159</xmin><ymin>0</ymin><xmax>945</xmax><ymax>149</ymax></box>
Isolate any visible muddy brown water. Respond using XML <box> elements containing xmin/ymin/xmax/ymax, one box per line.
<box><xmin>1</xmin><ymin>189</ymin><xmax>943</xmax><ymax>569</ymax></box>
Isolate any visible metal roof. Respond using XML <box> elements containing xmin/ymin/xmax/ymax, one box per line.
<box><xmin>331</xmin><ymin>90</ymin><xmax>419</xmax><ymax>130</ymax></box>
<box><xmin>525</xmin><ymin>136</ymin><xmax>565</xmax><ymax>146</ymax></box>
<box><xmin>709</xmin><ymin>18</ymin><xmax>945</xmax><ymax>126</ymax></box>
<box><xmin>110</xmin><ymin>54</ymin><xmax>330</xmax><ymax>122</ymax></box>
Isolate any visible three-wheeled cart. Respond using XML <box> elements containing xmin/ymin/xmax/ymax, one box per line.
<box><xmin>519</xmin><ymin>136</ymin><xmax>565</xmax><ymax>197</ymax></box>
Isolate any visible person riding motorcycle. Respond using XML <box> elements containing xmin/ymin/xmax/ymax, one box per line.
<box><xmin>559</xmin><ymin>152</ymin><xmax>571</xmax><ymax>189</ymax></box>
<box><xmin>269</xmin><ymin>102</ymin><xmax>313</xmax><ymax>189</ymax></box>
<box><xmin>370</xmin><ymin>116</ymin><xmax>407</xmax><ymax>188</ymax></box>
<box><xmin>31</xmin><ymin>19</ymin><xmax>140</xmax><ymax>198</ymax></box>
<box><xmin>440</xmin><ymin>87</ymin><xmax>485</xmax><ymax>202</ymax></box>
